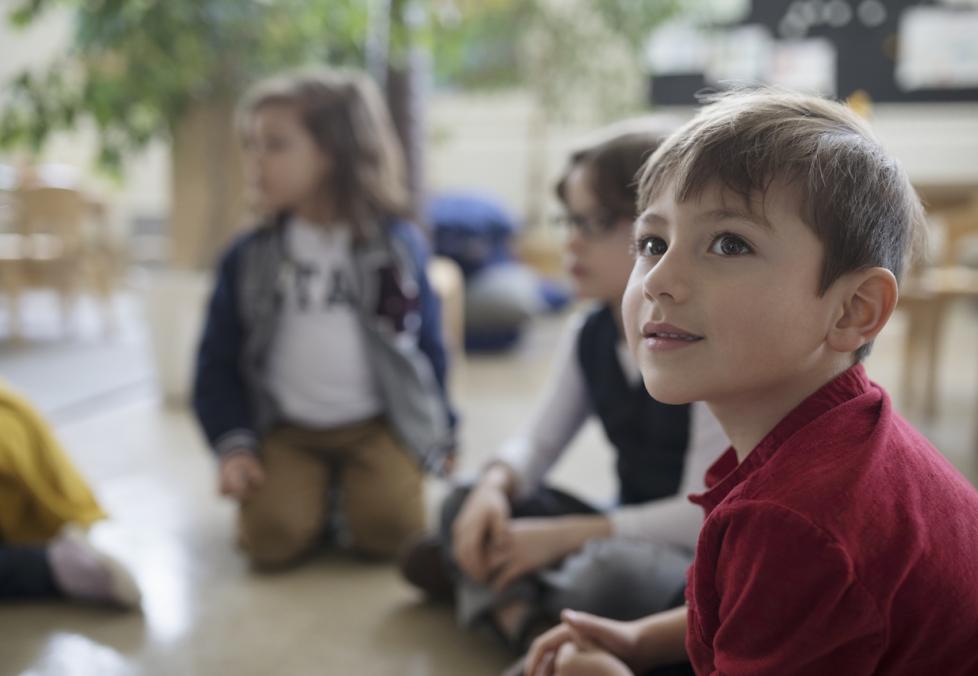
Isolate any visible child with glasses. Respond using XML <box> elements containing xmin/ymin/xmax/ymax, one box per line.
<box><xmin>399</xmin><ymin>128</ymin><xmax>727</xmax><ymax>657</ymax></box>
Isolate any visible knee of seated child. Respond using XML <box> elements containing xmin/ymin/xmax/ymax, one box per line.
<box><xmin>239</xmin><ymin>509</ymin><xmax>322</xmax><ymax>570</ymax></box>
<box><xmin>347</xmin><ymin>505</ymin><xmax>425</xmax><ymax>559</ymax></box>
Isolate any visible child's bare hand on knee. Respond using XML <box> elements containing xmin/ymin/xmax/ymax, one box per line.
<box><xmin>219</xmin><ymin>452</ymin><xmax>265</xmax><ymax>501</ymax></box>
<box><xmin>489</xmin><ymin>518</ymin><xmax>574</xmax><ymax>591</ymax></box>
<box><xmin>452</xmin><ymin>474</ymin><xmax>511</xmax><ymax>582</ymax></box>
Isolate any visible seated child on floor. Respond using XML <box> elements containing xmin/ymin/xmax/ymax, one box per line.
<box><xmin>528</xmin><ymin>87</ymin><xmax>978</xmax><ymax>676</ymax></box>
<box><xmin>0</xmin><ymin>378</ymin><xmax>139</xmax><ymax>607</ymax></box>
<box><xmin>193</xmin><ymin>68</ymin><xmax>455</xmax><ymax>568</ymax></box>
<box><xmin>399</xmin><ymin>127</ymin><xmax>727</xmax><ymax>653</ymax></box>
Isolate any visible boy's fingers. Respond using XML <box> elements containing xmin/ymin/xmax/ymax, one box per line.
<box><xmin>563</xmin><ymin>609</ymin><xmax>606</xmax><ymax>634</ymax></box>
<box><xmin>535</xmin><ymin>651</ymin><xmax>555</xmax><ymax>676</ymax></box>
<box><xmin>562</xmin><ymin>610</ymin><xmax>626</xmax><ymax>653</ymax></box>
<box><xmin>527</xmin><ymin>624</ymin><xmax>574</xmax><ymax>676</ymax></box>
<box><xmin>555</xmin><ymin>641</ymin><xmax>579</xmax><ymax>669</ymax></box>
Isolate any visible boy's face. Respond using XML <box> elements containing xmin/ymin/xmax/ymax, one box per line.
<box><xmin>622</xmin><ymin>179</ymin><xmax>842</xmax><ymax>407</ymax></box>
<box><xmin>242</xmin><ymin>102</ymin><xmax>331</xmax><ymax>215</ymax></box>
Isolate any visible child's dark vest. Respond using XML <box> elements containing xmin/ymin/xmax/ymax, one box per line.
<box><xmin>577</xmin><ymin>305</ymin><xmax>690</xmax><ymax>505</ymax></box>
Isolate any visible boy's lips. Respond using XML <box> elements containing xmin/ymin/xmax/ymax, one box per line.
<box><xmin>640</xmin><ymin>322</ymin><xmax>704</xmax><ymax>350</ymax></box>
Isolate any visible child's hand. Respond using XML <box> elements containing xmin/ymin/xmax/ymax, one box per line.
<box><xmin>550</xmin><ymin>644</ymin><xmax>634</xmax><ymax>676</ymax></box>
<box><xmin>527</xmin><ymin>622</ymin><xmax>579</xmax><ymax>676</ymax></box>
<box><xmin>219</xmin><ymin>452</ymin><xmax>265</xmax><ymax>501</ymax></box>
<box><xmin>452</xmin><ymin>479</ymin><xmax>511</xmax><ymax>583</ymax></box>
<box><xmin>488</xmin><ymin>518</ymin><xmax>575</xmax><ymax>592</ymax></box>
<box><xmin>489</xmin><ymin>514</ymin><xmax>612</xmax><ymax>592</ymax></box>
<box><xmin>527</xmin><ymin>610</ymin><xmax>642</xmax><ymax>676</ymax></box>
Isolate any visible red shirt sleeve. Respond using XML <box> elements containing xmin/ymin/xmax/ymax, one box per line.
<box><xmin>692</xmin><ymin>502</ymin><xmax>886</xmax><ymax>676</ymax></box>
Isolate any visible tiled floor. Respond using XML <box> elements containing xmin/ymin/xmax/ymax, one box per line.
<box><xmin>0</xmin><ymin>290</ymin><xmax>976</xmax><ymax>675</ymax></box>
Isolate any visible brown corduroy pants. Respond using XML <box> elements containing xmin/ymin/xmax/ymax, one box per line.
<box><xmin>238</xmin><ymin>417</ymin><xmax>425</xmax><ymax>568</ymax></box>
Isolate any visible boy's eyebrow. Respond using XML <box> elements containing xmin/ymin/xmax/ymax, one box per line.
<box><xmin>635</xmin><ymin>211</ymin><xmax>666</xmax><ymax>228</ymax></box>
<box><xmin>636</xmin><ymin>208</ymin><xmax>772</xmax><ymax>230</ymax></box>
<box><xmin>702</xmin><ymin>208</ymin><xmax>772</xmax><ymax>230</ymax></box>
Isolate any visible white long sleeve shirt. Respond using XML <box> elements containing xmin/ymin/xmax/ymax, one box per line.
<box><xmin>494</xmin><ymin>314</ymin><xmax>729</xmax><ymax>551</ymax></box>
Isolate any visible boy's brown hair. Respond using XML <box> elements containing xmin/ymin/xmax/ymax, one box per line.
<box><xmin>556</xmin><ymin>128</ymin><xmax>669</xmax><ymax>227</ymax></box>
<box><xmin>637</xmin><ymin>87</ymin><xmax>927</xmax><ymax>360</ymax></box>
<box><xmin>238</xmin><ymin>68</ymin><xmax>410</xmax><ymax>237</ymax></box>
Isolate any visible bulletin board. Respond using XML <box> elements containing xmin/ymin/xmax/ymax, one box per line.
<box><xmin>649</xmin><ymin>0</ymin><xmax>978</xmax><ymax>105</ymax></box>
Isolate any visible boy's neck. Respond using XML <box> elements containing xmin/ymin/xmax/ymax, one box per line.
<box><xmin>708</xmin><ymin>356</ymin><xmax>854</xmax><ymax>464</ymax></box>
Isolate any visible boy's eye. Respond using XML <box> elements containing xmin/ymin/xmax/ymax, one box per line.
<box><xmin>709</xmin><ymin>233</ymin><xmax>753</xmax><ymax>256</ymax></box>
<box><xmin>634</xmin><ymin>236</ymin><xmax>667</xmax><ymax>258</ymax></box>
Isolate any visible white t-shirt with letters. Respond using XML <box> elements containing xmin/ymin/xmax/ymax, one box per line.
<box><xmin>266</xmin><ymin>217</ymin><xmax>383</xmax><ymax>428</ymax></box>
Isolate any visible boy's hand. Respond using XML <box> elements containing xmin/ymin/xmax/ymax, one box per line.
<box><xmin>551</xmin><ymin>644</ymin><xmax>634</xmax><ymax>676</ymax></box>
<box><xmin>526</xmin><ymin>622</ymin><xmax>574</xmax><ymax>676</ymax></box>
<box><xmin>527</xmin><ymin>611</ymin><xmax>642</xmax><ymax>676</ymax></box>
<box><xmin>488</xmin><ymin>518</ymin><xmax>577</xmax><ymax>592</ymax></box>
<box><xmin>219</xmin><ymin>452</ymin><xmax>265</xmax><ymax>501</ymax></box>
<box><xmin>452</xmin><ymin>477</ymin><xmax>511</xmax><ymax>582</ymax></box>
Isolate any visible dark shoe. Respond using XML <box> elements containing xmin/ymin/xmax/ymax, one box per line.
<box><xmin>397</xmin><ymin>533</ymin><xmax>455</xmax><ymax>602</ymax></box>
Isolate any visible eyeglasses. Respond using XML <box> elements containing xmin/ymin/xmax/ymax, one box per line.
<box><xmin>551</xmin><ymin>211</ymin><xmax>624</xmax><ymax>238</ymax></box>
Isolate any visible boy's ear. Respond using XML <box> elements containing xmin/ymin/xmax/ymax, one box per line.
<box><xmin>827</xmin><ymin>267</ymin><xmax>899</xmax><ymax>354</ymax></box>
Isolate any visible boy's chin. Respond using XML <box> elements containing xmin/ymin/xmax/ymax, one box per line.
<box><xmin>641</xmin><ymin>375</ymin><xmax>698</xmax><ymax>405</ymax></box>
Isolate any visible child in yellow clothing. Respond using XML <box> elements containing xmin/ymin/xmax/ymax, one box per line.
<box><xmin>0</xmin><ymin>380</ymin><xmax>139</xmax><ymax>607</ymax></box>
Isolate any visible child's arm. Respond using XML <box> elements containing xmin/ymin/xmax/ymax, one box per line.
<box><xmin>192</xmin><ymin>241</ymin><xmax>257</xmax><ymax>459</ymax></box>
<box><xmin>458</xmin><ymin>317</ymin><xmax>594</xmax><ymax>584</ymax></box>
<box><xmin>609</xmin><ymin>402</ymin><xmax>727</xmax><ymax>550</ymax></box>
<box><xmin>492</xmin><ymin>313</ymin><xmax>591</xmax><ymax>497</ymax></box>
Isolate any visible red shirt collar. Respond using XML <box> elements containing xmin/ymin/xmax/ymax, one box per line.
<box><xmin>689</xmin><ymin>364</ymin><xmax>872</xmax><ymax>515</ymax></box>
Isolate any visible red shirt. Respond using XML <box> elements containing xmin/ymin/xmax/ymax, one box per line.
<box><xmin>686</xmin><ymin>365</ymin><xmax>978</xmax><ymax>675</ymax></box>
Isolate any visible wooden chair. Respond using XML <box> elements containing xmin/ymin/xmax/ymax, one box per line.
<box><xmin>2</xmin><ymin>186</ymin><xmax>116</xmax><ymax>339</ymax></box>
<box><xmin>0</xmin><ymin>230</ymin><xmax>26</xmax><ymax>338</ymax></box>
<box><xmin>898</xmin><ymin>188</ymin><xmax>978</xmax><ymax>456</ymax></box>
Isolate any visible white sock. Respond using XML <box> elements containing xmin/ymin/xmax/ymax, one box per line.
<box><xmin>48</xmin><ymin>525</ymin><xmax>141</xmax><ymax>609</ymax></box>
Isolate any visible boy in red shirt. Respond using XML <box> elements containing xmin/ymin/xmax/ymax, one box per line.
<box><xmin>526</xmin><ymin>88</ymin><xmax>978</xmax><ymax>675</ymax></box>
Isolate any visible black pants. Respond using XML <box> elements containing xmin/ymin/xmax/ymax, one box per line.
<box><xmin>0</xmin><ymin>542</ymin><xmax>61</xmax><ymax>600</ymax></box>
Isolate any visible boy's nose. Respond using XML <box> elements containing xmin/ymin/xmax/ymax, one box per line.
<box><xmin>564</xmin><ymin>230</ymin><xmax>590</xmax><ymax>257</ymax></box>
<box><xmin>642</xmin><ymin>250</ymin><xmax>690</xmax><ymax>304</ymax></box>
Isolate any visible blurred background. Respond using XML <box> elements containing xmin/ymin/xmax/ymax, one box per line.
<box><xmin>1</xmin><ymin>0</ymin><xmax>977</xmax><ymax>674</ymax></box>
